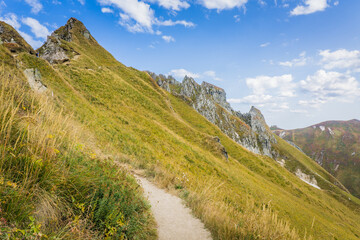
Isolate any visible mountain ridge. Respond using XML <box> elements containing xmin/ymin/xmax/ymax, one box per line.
<box><xmin>1</xmin><ymin>17</ymin><xmax>360</xmax><ymax>239</ymax></box>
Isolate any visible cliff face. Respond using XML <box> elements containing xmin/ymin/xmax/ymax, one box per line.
<box><xmin>149</xmin><ymin>72</ymin><xmax>277</xmax><ymax>157</ymax></box>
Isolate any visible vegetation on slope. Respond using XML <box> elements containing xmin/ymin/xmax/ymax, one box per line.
<box><xmin>274</xmin><ymin>120</ymin><xmax>360</xmax><ymax>198</ymax></box>
<box><xmin>1</xmin><ymin>18</ymin><xmax>360</xmax><ymax>239</ymax></box>
<box><xmin>0</xmin><ymin>45</ymin><xmax>156</xmax><ymax>239</ymax></box>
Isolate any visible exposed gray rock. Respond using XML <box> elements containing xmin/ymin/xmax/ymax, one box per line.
<box><xmin>10</xmin><ymin>38</ymin><xmax>16</xmax><ymax>44</ymax></box>
<box><xmin>40</xmin><ymin>36</ymin><xmax>69</xmax><ymax>64</ymax></box>
<box><xmin>285</xmin><ymin>140</ymin><xmax>304</xmax><ymax>153</ymax></box>
<box><xmin>0</xmin><ymin>37</ymin><xmax>3</xmax><ymax>45</ymax></box>
<box><xmin>83</xmin><ymin>29</ymin><xmax>91</xmax><ymax>39</ymax></box>
<box><xmin>23</xmin><ymin>68</ymin><xmax>47</xmax><ymax>93</ymax></box>
<box><xmin>149</xmin><ymin>71</ymin><xmax>278</xmax><ymax>158</ymax></box>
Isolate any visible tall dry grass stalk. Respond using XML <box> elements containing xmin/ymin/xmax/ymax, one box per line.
<box><xmin>186</xmin><ymin>177</ymin><xmax>312</xmax><ymax>240</ymax></box>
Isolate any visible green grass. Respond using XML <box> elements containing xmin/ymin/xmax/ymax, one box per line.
<box><xmin>0</xmin><ymin>49</ymin><xmax>156</xmax><ymax>239</ymax></box>
<box><xmin>2</xmin><ymin>18</ymin><xmax>360</xmax><ymax>240</ymax></box>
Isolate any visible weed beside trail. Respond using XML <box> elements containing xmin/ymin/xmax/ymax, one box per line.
<box><xmin>0</xmin><ymin>66</ymin><xmax>156</xmax><ymax>239</ymax></box>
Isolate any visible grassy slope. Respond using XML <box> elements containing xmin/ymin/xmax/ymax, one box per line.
<box><xmin>275</xmin><ymin>121</ymin><xmax>360</xmax><ymax>198</ymax></box>
<box><xmin>0</xmin><ymin>44</ymin><xmax>156</xmax><ymax>239</ymax></box>
<box><xmin>9</xmin><ymin>20</ymin><xmax>360</xmax><ymax>239</ymax></box>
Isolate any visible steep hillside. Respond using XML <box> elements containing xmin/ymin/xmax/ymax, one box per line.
<box><xmin>1</xmin><ymin>18</ymin><xmax>360</xmax><ymax>239</ymax></box>
<box><xmin>274</xmin><ymin>120</ymin><xmax>360</xmax><ymax>198</ymax></box>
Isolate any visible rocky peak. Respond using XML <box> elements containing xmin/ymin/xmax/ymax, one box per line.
<box><xmin>0</xmin><ymin>21</ymin><xmax>35</xmax><ymax>54</ymax></box>
<box><xmin>200</xmin><ymin>81</ymin><xmax>232</xmax><ymax>112</ymax></box>
<box><xmin>53</xmin><ymin>17</ymin><xmax>91</xmax><ymax>42</ymax></box>
<box><xmin>150</xmin><ymin>71</ymin><xmax>279</xmax><ymax>158</ymax></box>
<box><xmin>38</xmin><ymin>18</ymin><xmax>90</xmax><ymax>64</ymax></box>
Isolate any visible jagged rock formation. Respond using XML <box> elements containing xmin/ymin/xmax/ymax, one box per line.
<box><xmin>149</xmin><ymin>72</ymin><xmax>277</xmax><ymax>157</ymax></box>
<box><xmin>40</xmin><ymin>36</ymin><xmax>70</xmax><ymax>64</ymax></box>
<box><xmin>38</xmin><ymin>18</ymin><xmax>92</xmax><ymax>64</ymax></box>
<box><xmin>0</xmin><ymin>21</ymin><xmax>35</xmax><ymax>54</ymax></box>
<box><xmin>23</xmin><ymin>68</ymin><xmax>47</xmax><ymax>93</ymax></box>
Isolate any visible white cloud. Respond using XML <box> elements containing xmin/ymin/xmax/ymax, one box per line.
<box><xmin>101</xmin><ymin>7</ymin><xmax>114</xmax><ymax>13</ymax></box>
<box><xmin>260</xmin><ymin>42</ymin><xmax>270</xmax><ymax>47</ymax></box>
<box><xmin>168</xmin><ymin>69</ymin><xmax>200</xmax><ymax>79</ymax></box>
<box><xmin>78</xmin><ymin>0</ymin><xmax>85</xmax><ymax>5</ymax></box>
<box><xmin>203</xmin><ymin>70</ymin><xmax>223</xmax><ymax>81</ymax></box>
<box><xmin>319</xmin><ymin>49</ymin><xmax>360</xmax><ymax>71</ymax></box>
<box><xmin>98</xmin><ymin>0</ymin><xmax>155</xmax><ymax>33</ymax></box>
<box><xmin>300</xmin><ymin>69</ymin><xmax>360</xmax><ymax>107</ymax></box>
<box><xmin>18</xmin><ymin>30</ymin><xmax>43</xmax><ymax>48</ymax></box>
<box><xmin>24</xmin><ymin>0</ymin><xmax>43</xmax><ymax>14</ymax></box>
<box><xmin>246</xmin><ymin>74</ymin><xmax>296</xmax><ymax>97</ymax></box>
<box><xmin>290</xmin><ymin>0</ymin><xmax>328</xmax><ymax>16</ymax></box>
<box><xmin>0</xmin><ymin>13</ymin><xmax>21</xmax><ymax>29</ymax></box>
<box><xmin>150</xmin><ymin>0</ymin><xmax>189</xmax><ymax>11</ymax></box>
<box><xmin>234</xmin><ymin>15</ymin><xmax>240</xmax><ymax>22</ymax></box>
<box><xmin>279</xmin><ymin>51</ymin><xmax>308</xmax><ymax>67</ymax></box>
<box><xmin>155</xmin><ymin>19</ymin><xmax>195</xmax><ymax>27</ymax></box>
<box><xmin>162</xmin><ymin>35</ymin><xmax>175</xmax><ymax>42</ymax></box>
<box><xmin>228</xmin><ymin>94</ymin><xmax>273</xmax><ymax>105</ymax></box>
<box><xmin>229</xmin><ymin>74</ymin><xmax>296</xmax><ymax>109</ymax></box>
<box><xmin>21</xmin><ymin>17</ymin><xmax>50</xmax><ymax>39</ymax></box>
<box><xmin>334</xmin><ymin>1</ymin><xmax>339</xmax><ymax>6</ymax></box>
<box><xmin>98</xmin><ymin>0</ymin><xmax>194</xmax><ymax>33</ymax></box>
<box><xmin>199</xmin><ymin>0</ymin><xmax>248</xmax><ymax>11</ymax></box>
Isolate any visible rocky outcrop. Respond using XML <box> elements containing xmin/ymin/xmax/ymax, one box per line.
<box><xmin>149</xmin><ymin>72</ymin><xmax>277</xmax><ymax>157</ymax></box>
<box><xmin>39</xmin><ymin>18</ymin><xmax>91</xmax><ymax>64</ymax></box>
<box><xmin>40</xmin><ymin>36</ymin><xmax>70</xmax><ymax>64</ymax></box>
<box><xmin>23</xmin><ymin>68</ymin><xmax>47</xmax><ymax>93</ymax></box>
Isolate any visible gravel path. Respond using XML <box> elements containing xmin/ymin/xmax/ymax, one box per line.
<box><xmin>136</xmin><ymin>176</ymin><xmax>212</xmax><ymax>240</ymax></box>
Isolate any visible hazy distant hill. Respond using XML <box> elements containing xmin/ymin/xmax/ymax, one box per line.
<box><xmin>274</xmin><ymin>119</ymin><xmax>360</xmax><ymax>198</ymax></box>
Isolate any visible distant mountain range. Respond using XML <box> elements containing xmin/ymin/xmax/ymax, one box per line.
<box><xmin>273</xmin><ymin>119</ymin><xmax>360</xmax><ymax>198</ymax></box>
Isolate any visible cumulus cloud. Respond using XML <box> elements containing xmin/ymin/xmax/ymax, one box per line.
<box><xmin>78</xmin><ymin>0</ymin><xmax>85</xmax><ymax>5</ymax></box>
<box><xmin>18</xmin><ymin>30</ymin><xmax>43</xmax><ymax>48</ymax></box>
<box><xmin>260</xmin><ymin>42</ymin><xmax>270</xmax><ymax>47</ymax></box>
<box><xmin>22</xmin><ymin>17</ymin><xmax>50</xmax><ymax>39</ymax></box>
<box><xmin>168</xmin><ymin>69</ymin><xmax>200</xmax><ymax>79</ymax></box>
<box><xmin>98</xmin><ymin>0</ymin><xmax>155</xmax><ymax>32</ymax></box>
<box><xmin>101</xmin><ymin>7</ymin><xmax>114</xmax><ymax>13</ymax></box>
<box><xmin>228</xmin><ymin>94</ymin><xmax>273</xmax><ymax>105</ymax></box>
<box><xmin>0</xmin><ymin>13</ymin><xmax>21</xmax><ymax>29</ymax></box>
<box><xmin>300</xmin><ymin>69</ymin><xmax>360</xmax><ymax>107</ymax></box>
<box><xmin>246</xmin><ymin>74</ymin><xmax>296</xmax><ymax>97</ymax></box>
<box><xmin>290</xmin><ymin>0</ymin><xmax>328</xmax><ymax>16</ymax></box>
<box><xmin>319</xmin><ymin>49</ymin><xmax>360</xmax><ymax>71</ymax></box>
<box><xmin>149</xmin><ymin>0</ymin><xmax>189</xmax><ymax>11</ymax></box>
<box><xmin>199</xmin><ymin>0</ymin><xmax>247</xmax><ymax>11</ymax></box>
<box><xmin>24</xmin><ymin>0</ymin><xmax>43</xmax><ymax>14</ymax></box>
<box><xmin>162</xmin><ymin>35</ymin><xmax>175</xmax><ymax>42</ymax></box>
<box><xmin>279</xmin><ymin>51</ymin><xmax>308</xmax><ymax>67</ymax></box>
<box><xmin>203</xmin><ymin>70</ymin><xmax>223</xmax><ymax>81</ymax></box>
<box><xmin>98</xmin><ymin>0</ymin><xmax>194</xmax><ymax>33</ymax></box>
<box><xmin>228</xmin><ymin>74</ymin><xmax>296</xmax><ymax>110</ymax></box>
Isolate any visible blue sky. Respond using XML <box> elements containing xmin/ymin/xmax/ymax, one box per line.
<box><xmin>1</xmin><ymin>0</ymin><xmax>360</xmax><ymax>129</ymax></box>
